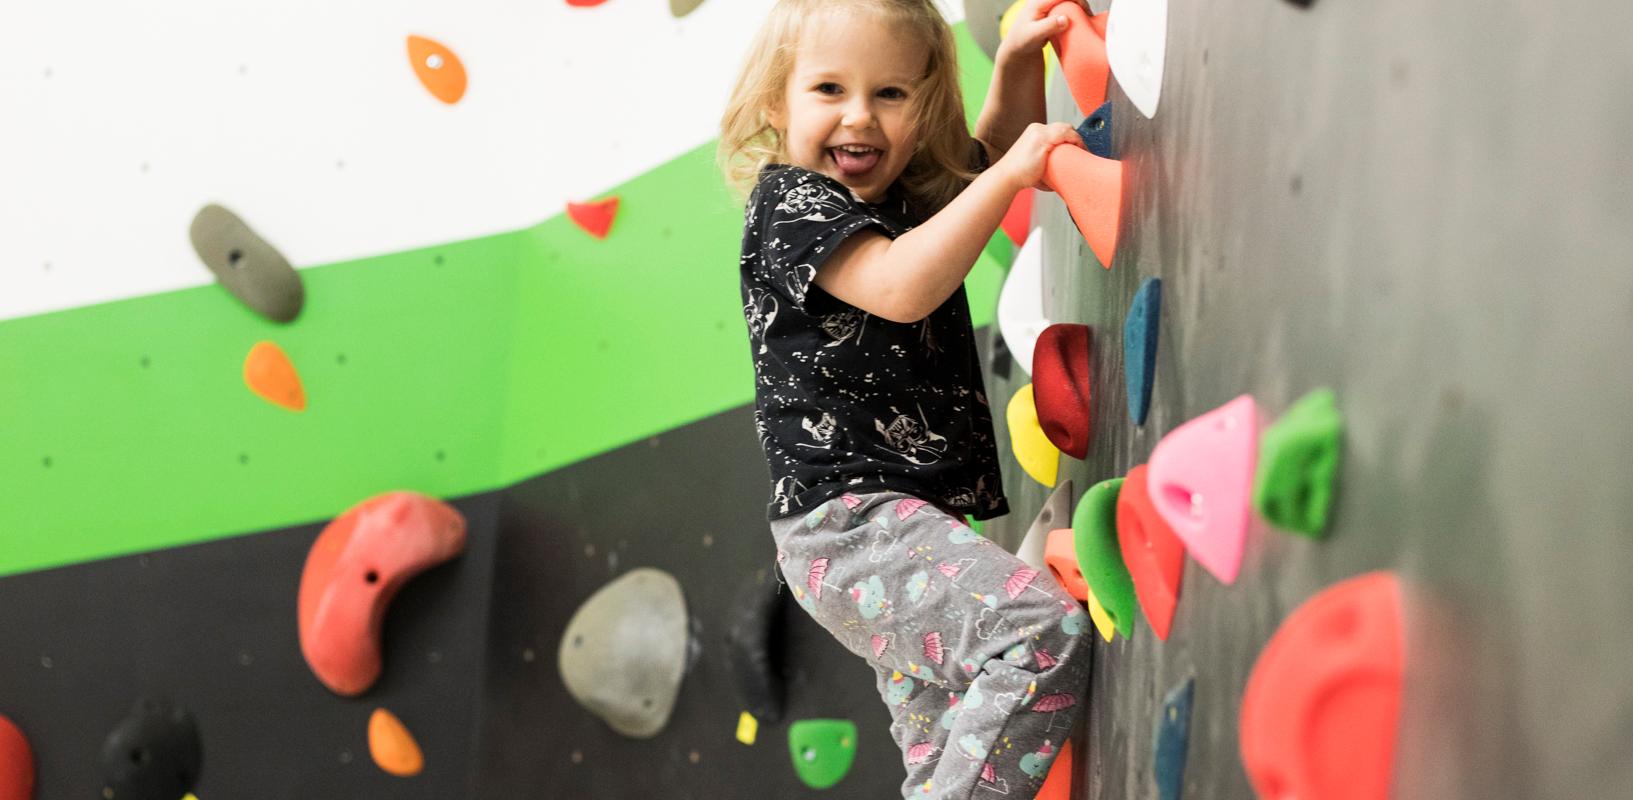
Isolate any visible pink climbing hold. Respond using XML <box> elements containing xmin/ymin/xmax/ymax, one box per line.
<box><xmin>1147</xmin><ymin>394</ymin><xmax>1261</xmax><ymax>584</ymax></box>
<box><xmin>897</xmin><ymin>498</ymin><xmax>928</xmax><ymax>519</ymax></box>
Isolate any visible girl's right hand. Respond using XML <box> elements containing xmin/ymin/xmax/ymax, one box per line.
<box><xmin>993</xmin><ymin>122</ymin><xmax>1084</xmax><ymax>194</ymax></box>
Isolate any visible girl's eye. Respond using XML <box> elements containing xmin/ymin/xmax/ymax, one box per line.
<box><xmin>878</xmin><ymin>87</ymin><xmax>907</xmax><ymax>100</ymax></box>
<box><xmin>816</xmin><ymin>82</ymin><xmax>842</xmax><ymax>95</ymax></box>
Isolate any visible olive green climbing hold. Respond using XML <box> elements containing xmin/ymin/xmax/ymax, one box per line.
<box><xmin>788</xmin><ymin>719</ymin><xmax>857</xmax><ymax>790</ymax></box>
<box><xmin>1072</xmin><ymin>477</ymin><xmax>1136</xmax><ymax>636</ymax></box>
<box><xmin>1252</xmin><ymin>388</ymin><xmax>1344</xmax><ymax>538</ymax></box>
<box><xmin>189</xmin><ymin>203</ymin><xmax>304</xmax><ymax>323</ymax></box>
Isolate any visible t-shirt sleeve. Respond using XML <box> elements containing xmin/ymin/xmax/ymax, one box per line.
<box><xmin>752</xmin><ymin>167</ymin><xmax>890</xmax><ymax>313</ymax></box>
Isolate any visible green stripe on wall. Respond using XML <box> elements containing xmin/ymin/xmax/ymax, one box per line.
<box><xmin>0</xmin><ymin>25</ymin><xmax>1005</xmax><ymax>577</ymax></box>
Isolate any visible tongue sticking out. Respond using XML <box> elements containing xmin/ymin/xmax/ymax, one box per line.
<box><xmin>832</xmin><ymin>148</ymin><xmax>881</xmax><ymax>176</ymax></box>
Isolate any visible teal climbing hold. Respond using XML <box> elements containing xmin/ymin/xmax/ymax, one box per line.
<box><xmin>788</xmin><ymin>719</ymin><xmax>858</xmax><ymax>790</ymax></box>
<box><xmin>1124</xmin><ymin>277</ymin><xmax>1162</xmax><ymax>425</ymax></box>
<box><xmin>1153</xmin><ymin>677</ymin><xmax>1195</xmax><ymax>800</ymax></box>
<box><xmin>1071</xmin><ymin>477</ymin><xmax>1136</xmax><ymax>636</ymax></box>
<box><xmin>1252</xmin><ymin>388</ymin><xmax>1344</xmax><ymax>537</ymax></box>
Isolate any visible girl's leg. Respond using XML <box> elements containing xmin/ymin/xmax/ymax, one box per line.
<box><xmin>771</xmin><ymin>491</ymin><xmax>1092</xmax><ymax>799</ymax></box>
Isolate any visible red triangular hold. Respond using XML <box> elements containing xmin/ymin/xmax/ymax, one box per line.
<box><xmin>1001</xmin><ymin>188</ymin><xmax>1035</xmax><ymax>247</ymax></box>
<box><xmin>567</xmin><ymin>197</ymin><xmax>620</xmax><ymax>239</ymax></box>
<box><xmin>1043</xmin><ymin>145</ymin><xmax>1122</xmax><ymax>269</ymax></box>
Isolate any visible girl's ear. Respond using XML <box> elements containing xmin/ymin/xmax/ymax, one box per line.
<box><xmin>765</xmin><ymin>104</ymin><xmax>787</xmax><ymax>130</ymax></box>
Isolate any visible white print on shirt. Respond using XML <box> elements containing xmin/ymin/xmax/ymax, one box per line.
<box><xmin>772</xmin><ymin>180</ymin><xmax>851</xmax><ymax>224</ymax></box>
<box><xmin>874</xmin><ymin>404</ymin><xmax>949</xmax><ymax>465</ymax></box>
<box><xmin>772</xmin><ymin>475</ymin><xmax>809</xmax><ymax>515</ymax></box>
<box><xmin>819</xmin><ymin>308</ymin><xmax>867</xmax><ymax>347</ymax></box>
<box><xmin>797</xmin><ymin>412</ymin><xmax>838</xmax><ymax>448</ymax></box>
<box><xmin>743</xmin><ymin>288</ymin><xmax>779</xmax><ymax>354</ymax></box>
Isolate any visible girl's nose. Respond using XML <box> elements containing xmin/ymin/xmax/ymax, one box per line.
<box><xmin>841</xmin><ymin>98</ymin><xmax>877</xmax><ymax>129</ymax></box>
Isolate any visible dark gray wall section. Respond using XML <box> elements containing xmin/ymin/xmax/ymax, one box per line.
<box><xmin>973</xmin><ymin>0</ymin><xmax>1633</xmax><ymax>798</ymax></box>
<box><xmin>0</xmin><ymin>496</ymin><xmax>500</xmax><ymax>798</ymax></box>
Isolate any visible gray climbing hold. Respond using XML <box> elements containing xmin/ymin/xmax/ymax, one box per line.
<box><xmin>670</xmin><ymin>0</ymin><xmax>705</xmax><ymax>16</ymax></box>
<box><xmin>559</xmin><ymin>567</ymin><xmax>689</xmax><ymax>738</ymax></box>
<box><xmin>1014</xmin><ymin>479</ymin><xmax>1075</xmax><ymax>570</ymax></box>
<box><xmin>188</xmin><ymin>203</ymin><xmax>304</xmax><ymax>323</ymax></box>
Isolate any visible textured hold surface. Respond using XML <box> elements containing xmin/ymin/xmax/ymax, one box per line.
<box><xmin>1241</xmin><ymin>573</ymin><xmax>1403</xmax><ymax>800</ymax></box>
<box><xmin>243</xmin><ymin>340</ymin><xmax>306</xmax><ymax>412</ymax></box>
<box><xmin>1154</xmin><ymin>677</ymin><xmax>1195</xmax><ymax>800</ymax></box>
<box><xmin>1073</xmin><ymin>477</ymin><xmax>1136</xmax><ymax>636</ymax></box>
<box><xmin>406</xmin><ymin>35</ymin><xmax>467</xmax><ymax>104</ymax></box>
<box><xmin>1147</xmin><ymin>394</ymin><xmax>1261</xmax><ymax>584</ymax></box>
<box><xmin>559</xmin><ymin>567</ymin><xmax>689</xmax><ymax>738</ymax></box>
<box><xmin>369</xmin><ymin>708</ymin><xmax>425</xmax><ymax>777</ymax></box>
<box><xmin>788</xmin><ymin>719</ymin><xmax>858</xmax><ymax>790</ymax></box>
<box><xmin>1033</xmin><ymin>323</ymin><xmax>1094</xmax><ymax>459</ymax></box>
<box><xmin>1077</xmin><ymin>100</ymin><xmax>1116</xmax><ymax>159</ymax></box>
<box><xmin>98</xmin><ymin>697</ymin><xmax>202</xmax><ymax>800</ymax></box>
<box><xmin>188</xmin><ymin>203</ymin><xmax>304</xmax><ymax>323</ymax></box>
<box><xmin>1253</xmin><ymin>388</ymin><xmax>1345</xmax><ymax>537</ymax></box>
<box><xmin>567</xmin><ymin>197</ymin><xmax>621</xmax><ymax>239</ymax></box>
<box><xmin>298</xmin><ymin>492</ymin><xmax>468</xmax><ymax>695</ymax></box>
<box><xmin>1115</xmin><ymin>464</ymin><xmax>1184</xmax><ymax>640</ymax></box>
<box><xmin>1007</xmin><ymin>384</ymin><xmax>1060</xmax><ymax>486</ymax></box>
<box><xmin>1044</xmin><ymin>0</ymin><xmax>1111</xmax><ymax>115</ymax></box>
<box><xmin>1015</xmin><ymin>480</ymin><xmax>1075</xmax><ymax>570</ymax></box>
<box><xmin>1123</xmin><ymin>277</ymin><xmax>1162</xmax><ymax>426</ymax></box>
<box><xmin>1043</xmin><ymin>144</ymin><xmax>1123</xmax><ymax>269</ymax></box>
<box><xmin>0</xmin><ymin>715</ymin><xmax>32</xmax><ymax>800</ymax></box>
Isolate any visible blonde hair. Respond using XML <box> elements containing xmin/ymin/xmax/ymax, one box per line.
<box><xmin>716</xmin><ymin>0</ymin><xmax>975</xmax><ymax>213</ymax></box>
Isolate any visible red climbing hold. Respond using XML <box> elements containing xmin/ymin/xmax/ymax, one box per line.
<box><xmin>566</xmin><ymin>0</ymin><xmax>610</xmax><ymax>6</ymax></box>
<box><xmin>1116</xmin><ymin>464</ymin><xmax>1185</xmax><ymax>640</ymax></box>
<box><xmin>0</xmin><ymin>714</ymin><xmax>33</xmax><ymax>800</ymax></box>
<box><xmin>1044</xmin><ymin>0</ymin><xmax>1111</xmax><ymax>116</ymax></box>
<box><xmin>1240</xmin><ymin>572</ymin><xmax>1404</xmax><ymax>800</ymax></box>
<box><xmin>1001</xmin><ymin>188</ymin><xmax>1034</xmax><ymax>247</ymax></box>
<box><xmin>298</xmin><ymin>492</ymin><xmax>467</xmax><ymax>696</ymax></box>
<box><xmin>1042</xmin><ymin>144</ymin><xmax>1122</xmax><ymax>269</ymax></box>
<box><xmin>568</xmin><ymin>197</ymin><xmax>621</xmax><ymax>239</ymax></box>
<box><xmin>1032</xmin><ymin>323</ymin><xmax>1093</xmax><ymax>459</ymax></box>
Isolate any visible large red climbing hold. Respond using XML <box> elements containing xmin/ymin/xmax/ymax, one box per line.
<box><xmin>1240</xmin><ymin>572</ymin><xmax>1404</xmax><ymax>800</ymax></box>
<box><xmin>1044</xmin><ymin>0</ymin><xmax>1111</xmax><ymax>116</ymax></box>
<box><xmin>0</xmin><ymin>714</ymin><xmax>33</xmax><ymax>800</ymax></box>
<box><xmin>1001</xmin><ymin>188</ymin><xmax>1034</xmax><ymax>247</ymax></box>
<box><xmin>1116</xmin><ymin>464</ymin><xmax>1184</xmax><ymax>640</ymax></box>
<box><xmin>1032</xmin><ymin>323</ymin><xmax>1093</xmax><ymax>459</ymax></box>
<box><xmin>299</xmin><ymin>492</ymin><xmax>467</xmax><ymax>696</ymax></box>
<box><xmin>1147</xmin><ymin>394</ymin><xmax>1261</xmax><ymax>585</ymax></box>
<box><xmin>1042</xmin><ymin>144</ymin><xmax>1122</xmax><ymax>269</ymax></box>
<box><xmin>568</xmin><ymin>197</ymin><xmax>621</xmax><ymax>239</ymax></box>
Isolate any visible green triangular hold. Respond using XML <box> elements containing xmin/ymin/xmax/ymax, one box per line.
<box><xmin>1072</xmin><ymin>477</ymin><xmax>1136</xmax><ymax>636</ymax></box>
<box><xmin>1252</xmin><ymin>389</ymin><xmax>1345</xmax><ymax>538</ymax></box>
<box><xmin>788</xmin><ymin>719</ymin><xmax>857</xmax><ymax>790</ymax></box>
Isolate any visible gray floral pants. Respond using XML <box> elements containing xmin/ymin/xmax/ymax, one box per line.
<box><xmin>770</xmin><ymin>491</ymin><xmax>1092</xmax><ymax>799</ymax></box>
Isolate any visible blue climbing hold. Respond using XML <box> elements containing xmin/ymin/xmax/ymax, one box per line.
<box><xmin>1124</xmin><ymin>277</ymin><xmax>1161</xmax><ymax>426</ymax></box>
<box><xmin>1153</xmin><ymin>676</ymin><xmax>1194</xmax><ymax>800</ymax></box>
<box><xmin>1075</xmin><ymin>101</ymin><xmax>1116</xmax><ymax>159</ymax></box>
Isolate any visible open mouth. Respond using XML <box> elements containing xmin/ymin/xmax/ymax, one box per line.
<box><xmin>829</xmin><ymin>144</ymin><xmax>882</xmax><ymax>177</ymax></box>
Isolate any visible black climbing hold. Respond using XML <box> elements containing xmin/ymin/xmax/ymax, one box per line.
<box><xmin>188</xmin><ymin>203</ymin><xmax>304</xmax><ymax>323</ymax></box>
<box><xmin>724</xmin><ymin>570</ymin><xmax>788</xmax><ymax>725</ymax></box>
<box><xmin>1076</xmin><ymin>101</ymin><xmax>1116</xmax><ymax>160</ymax></box>
<box><xmin>99</xmin><ymin>696</ymin><xmax>202</xmax><ymax>800</ymax></box>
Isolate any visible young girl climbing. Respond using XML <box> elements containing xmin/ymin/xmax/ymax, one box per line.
<box><xmin>718</xmin><ymin>0</ymin><xmax>1093</xmax><ymax>796</ymax></box>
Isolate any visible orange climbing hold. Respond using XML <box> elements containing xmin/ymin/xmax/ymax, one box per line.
<box><xmin>567</xmin><ymin>197</ymin><xmax>621</xmax><ymax>239</ymax></box>
<box><xmin>1043</xmin><ymin>144</ymin><xmax>1123</xmax><ymax>269</ymax></box>
<box><xmin>368</xmin><ymin>708</ymin><xmax>425</xmax><ymax>777</ymax></box>
<box><xmin>1037</xmin><ymin>738</ymin><xmax>1074</xmax><ymax>800</ymax></box>
<box><xmin>244</xmin><ymin>341</ymin><xmax>306</xmax><ymax>412</ymax></box>
<box><xmin>1044</xmin><ymin>0</ymin><xmax>1111</xmax><ymax>116</ymax></box>
<box><xmin>0</xmin><ymin>714</ymin><xmax>33</xmax><ymax>800</ymax></box>
<box><xmin>406</xmin><ymin>35</ymin><xmax>467</xmax><ymax>105</ymax></box>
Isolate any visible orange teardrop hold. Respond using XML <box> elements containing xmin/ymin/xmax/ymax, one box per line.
<box><xmin>567</xmin><ymin>197</ymin><xmax>621</xmax><ymax>239</ymax></box>
<box><xmin>1042</xmin><ymin>144</ymin><xmax>1123</xmax><ymax>269</ymax></box>
<box><xmin>406</xmin><ymin>35</ymin><xmax>468</xmax><ymax>105</ymax></box>
<box><xmin>244</xmin><ymin>341</ymin><xmax>306</xmax><ymax>411</ymax></box>
<box><xmin>369</xmin><ymin>708</ymin><xmax>425</xmax><ymax>777</ymax></box>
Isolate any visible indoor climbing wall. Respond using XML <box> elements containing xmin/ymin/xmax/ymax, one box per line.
<box><xmin>978</xmin><ymin>0</ymin><xmax>1633</xmax><ymax>798</ymax></box>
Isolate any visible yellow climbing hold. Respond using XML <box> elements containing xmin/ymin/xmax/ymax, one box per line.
<box><xmin>1086</xmin><ymin>589</ymin><xmax>1116</xmax><ymax>642</ymax></box>
<box><xmin>368</xmin><ymin>708</ymin><xmax>424</xmax><ymax>777</ymax></box>
<box><xmin>1007</xmin><ymin>384</ymin><xmax>1059</xmax><ymax>486</ymax></box>
<box><xmin>736</xmin><ymin>711</ymin><xmax>759</xmax><ymax>745</ymax></box>
<box><xmin>1001</xmin><ymin>0</ymin><xmax>1059</xmax><ymax>82</ymax></box>
<box><xmin>243</xmin><ymin>340</ymin><xmax>306</xmax><ymax>411</ymax></box>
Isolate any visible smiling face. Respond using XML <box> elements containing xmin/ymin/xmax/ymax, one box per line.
<box><xmin>768</xmin><ymin>8</ymin><xmax>931</xmax><ymax>204</ymax></box>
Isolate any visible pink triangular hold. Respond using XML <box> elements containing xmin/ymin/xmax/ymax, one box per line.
<box><xmin>1146</xmin><ymin>394</ymin><xmax>1261</xmax><ymax>584</ymax></box>
<box><xmin>567</xmin><ymin>197</ymin><xmax>620</xmax><ymax>239</ymax></box>
<box><xmin>1042</xmin><ymin>145</ymin><xmax>1122</xmax><ymax>269</ymax></box>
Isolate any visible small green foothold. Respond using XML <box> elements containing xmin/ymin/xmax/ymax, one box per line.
<box><xmin>1252</xmin><ymin>389</ymin><xmax>1345</xmax><ymax>538</ymax></box>
<box><xmin>788</xmin><ymin>719</ymin><xmax>858</xmax><ymax>790</ymax></box>
<box><xmin>1072</xmin><ymin>477</ymin><xmax>1137</xmax><ymax>636</ymax></box>
<box><xmin>983</xmin><ymin>230</ymin><xmax>1015</xmax><ymax>271</ymax></box>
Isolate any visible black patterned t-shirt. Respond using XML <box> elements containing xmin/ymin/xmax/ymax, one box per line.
<box><xmin>739</xmin><ymin>163</ymin><xmax>1009</xmax><ymax>522</ymax></box>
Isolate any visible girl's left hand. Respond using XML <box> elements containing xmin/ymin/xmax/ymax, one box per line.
<box><xmin>996</xmin><ymin>0</ymin><xmax>1091</xmax><ymax>63</ymax></box>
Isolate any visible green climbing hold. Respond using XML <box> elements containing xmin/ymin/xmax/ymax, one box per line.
<box><xmin>982</xmin><ymin>229</ymin><xmax>1015</xmax><ymax>272</ymax></box>
<box><xmin>1252</xmin><ymin>388</ymin><xmax>1345</xmax><ymax>538</ymax></box>
<box><xmin>788</xmin><ymin>719</ymin><xmax>858</xmax><ymax>790</ymax></box>
<box><xmin>1072</xmin><ymin>477</ymin><xmax>1137</xmax><ymax>636</ymax></box>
